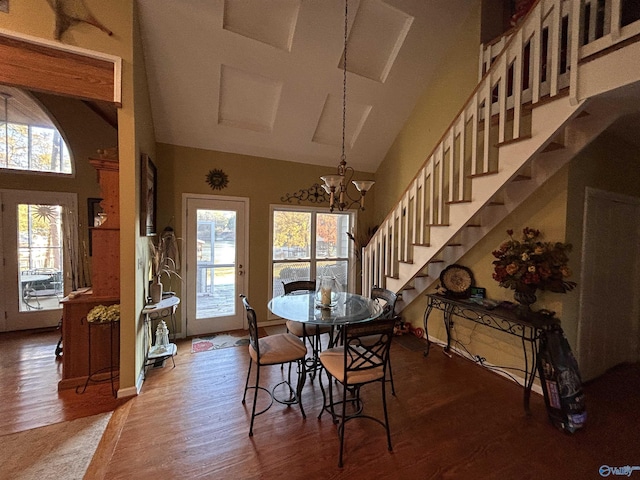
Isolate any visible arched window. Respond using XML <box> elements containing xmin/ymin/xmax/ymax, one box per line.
<box><xmin>0</xmin><ymin>86</ymin><xmax>72</xmax><ymax>175</ymax></box>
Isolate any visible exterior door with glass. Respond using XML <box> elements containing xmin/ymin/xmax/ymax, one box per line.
<box><xmin>0</xmin><ymin>190</ymin><xmax>75</xmax><ymax>332</ymax></box>
<box><xmin>184</xmin><ymin>195</ymin><xmax>248</xmax><ymax>336</ymax></box>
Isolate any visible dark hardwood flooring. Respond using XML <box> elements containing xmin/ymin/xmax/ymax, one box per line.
<box><xmin>1</xmin><ymin>328</ymin><xmax>638</xmax><ymax>479</ymax></box>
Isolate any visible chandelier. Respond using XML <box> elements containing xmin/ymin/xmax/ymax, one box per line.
<box><xmin>320</xmin><ymin>0</ymin><xmax>374</xmax><ymax>212</ymax></box>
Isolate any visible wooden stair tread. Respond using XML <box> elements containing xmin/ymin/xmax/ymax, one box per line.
<box><xmin>468</xmin><ymin>170</ymin><xmax>499</xmax><ymax>179</ymax></box>
<box><xmin>496</xmin><ymin>134</ymin><xmax>532</xmax><ymax>147</ymax></box>
<box><xmin>542</xmin><ymin>141</ymin><xmax>565</xmax><ymax>152</ymax></box>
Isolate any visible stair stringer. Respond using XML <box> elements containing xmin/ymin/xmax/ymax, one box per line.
<box><xmin>388</xmin><ymin>94</ymin><xmax>625</xmax><ymax>311</ymax></box>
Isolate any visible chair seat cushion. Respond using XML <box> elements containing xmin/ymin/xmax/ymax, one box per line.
<box><xmin>286</xmin><ymin>320</ymin><xmax>332</xmax><ymax>337</ymax></box>
<box><xmin>250</xmin><ymin>333</ymin><xmax>307</xmax><ymax>365</ymax></box>
<box><xmin>319</xmin><ymin>347</ymin><xmax>384</xmax><ymax>385</ymax></box>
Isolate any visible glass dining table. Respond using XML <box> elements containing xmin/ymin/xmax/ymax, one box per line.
<box><xmin>268</xmin><ymin>291</ymin><xmax>384</xmax><ymax>333</ymax></box>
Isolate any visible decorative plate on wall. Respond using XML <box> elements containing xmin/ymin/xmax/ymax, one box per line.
<box><xmin>439</xmin><ymin>264</ymin><xmax>474</xmax><ymax>298</ymax></box>
<box><xmin>206</xmin><ymin>169</ymin><xmax>229</xmax><ymax>190</ymax></box>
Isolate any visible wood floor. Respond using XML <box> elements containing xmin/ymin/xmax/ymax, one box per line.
<box><xmin>1</xmin><ymin>328</ymin><xmax>639</xmax><ymax>479</ymax></box>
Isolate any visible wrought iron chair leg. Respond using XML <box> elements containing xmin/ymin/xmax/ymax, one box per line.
<box><xmin>388</xmin><ymin>358</ymin><xmax>396</xmax><ymax>396</ymax></box>
<box><xmin>242</xmin><ymin>359</ymin><xmax>253</xmax><ymax>403</ymax></box>
<box><xmin>249</xmin><ymin>363</ymin><xmax>261</xmax><ymax>437</ymax></box>
<box><xmin>382</xmin><ymin>377</ymin><xmax>392</xmax><ymax>451</ymax></box>
<box><xmin>296</xmin><ymin>358</ymin><xmax>306</xmax><ymax>418</ymax></box>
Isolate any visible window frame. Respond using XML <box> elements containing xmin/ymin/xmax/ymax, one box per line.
<box><xmin>268</xmin><ymin>204</ymin><xmax>356</xmax><ymax>320</ymax></box>
<box><xmin>1</xmin><ymin>86</ymin><xmax>74</xmax><ymax>176</ymax></box>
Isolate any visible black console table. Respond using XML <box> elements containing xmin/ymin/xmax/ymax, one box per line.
<box><xmin>423</xmin><ymin>293</ymin><xmax>559</xmax><ymax>413</ymax></box>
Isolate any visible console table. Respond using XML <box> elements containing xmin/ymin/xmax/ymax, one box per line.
<box><xmin>423</xmin><ymin>293</ymin><xmax>559</xmax><ymax>413</ymax></box>
<box><xmin>142</xmin><ymin>295</ymin><xmax>180</xmax><ymax>376</ymax></box>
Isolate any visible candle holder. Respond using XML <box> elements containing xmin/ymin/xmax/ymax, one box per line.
<box><xmin>315</xmin><ymin>267</ymin><xmax>342</xmax><ymax>309</ymax></box>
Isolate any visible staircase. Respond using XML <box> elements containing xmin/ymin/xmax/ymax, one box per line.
<box><xmin>362</xmin><ymin>0</ymin><xmax>640</xmax><ymax>311</ymax></box>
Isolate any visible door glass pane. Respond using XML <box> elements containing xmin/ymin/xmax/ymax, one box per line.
<box><xmin>196</xmin><ymin>209</ymin><xmax>236</xmax><ymax>319</ymax></box>
<box><xmin>17</xmin><ymin>204</ymin><xmax>64</xmax><ymax>312</ymax></box>
<box><xmin>273</xmin><ymin>211</ymin><xmax>311</xmax><ymax>260</ymax></box>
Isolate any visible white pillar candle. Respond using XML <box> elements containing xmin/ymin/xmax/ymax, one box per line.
<box><xmin>321</xmin><ymin>287</ymin><xmax>332</xmax><ymax>305</ymax></box>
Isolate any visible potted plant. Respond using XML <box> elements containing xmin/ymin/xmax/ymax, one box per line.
<box><xmin>149</xmin><ymin>227</ymin><xmax>181</xmax><ymax>303</ymax></box>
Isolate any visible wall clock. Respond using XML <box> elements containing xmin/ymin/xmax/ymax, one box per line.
<box><xmin>206</xmin><ymin>169</ymin><xmax>229</xmax><ymax>190</ymax></box>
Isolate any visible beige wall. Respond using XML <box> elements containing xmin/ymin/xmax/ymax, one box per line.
<box><xmin>131</xmin><ymin>1</ymin><xmax>157</xmax><ymax>389</ymax></box>
<box><xmin>155</xmin><ymin>143</ymin><xmax>376</xmax><ymax>324</ymax></box>
<box><xmin>373</xmin><ymin>4</ymin><xmax>482</xmax><ymax>226</ymax></box>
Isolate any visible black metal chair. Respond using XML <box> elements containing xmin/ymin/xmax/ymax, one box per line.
<box><xmin>282</xmin><ymin>280</ymin><xmax>333</xmax><ymax>379</ymax></box>
<box><xmin>371</xmin><ymin>286</ymin><xmax>398</xmax><ymax>395</ymax></box>
<box><xmin>240</xmin><ymin>294</ymin><xmax>307</xmax><ymax>436</ymax></box>
<box><xmin>318</xmin><ymin>317</ymin><xmax>396</xmax><ymax>467</ymax></box>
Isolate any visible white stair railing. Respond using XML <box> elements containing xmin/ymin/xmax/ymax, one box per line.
<box><xmin>362</xmin><ymin>0</ymin><xmax>640</xmax><ymax>298</ymax></box>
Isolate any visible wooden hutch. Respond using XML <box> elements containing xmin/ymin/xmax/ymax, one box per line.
<box><xmin>58</xmin><ymin>148</ymin><xmax>120</xmax><ymax>391</ymax></box>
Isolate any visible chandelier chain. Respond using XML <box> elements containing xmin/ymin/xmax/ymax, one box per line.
<box><xmin>319</xmin><ymin>0</ymin><xmax>373</xmax><ymax>212</ymax></box>
<box><xmin>341</xmin><ymin>0</ymin><xmax>347</xmax><ymax>165</ymax></box>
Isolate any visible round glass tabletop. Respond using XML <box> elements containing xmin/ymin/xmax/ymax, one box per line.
<box><xmin>268</xmin><ymin>292</ymin><xmax>383</xmax><ymax>326</ymax></box>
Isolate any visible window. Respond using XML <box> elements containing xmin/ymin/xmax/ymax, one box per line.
<box><xmin>0</xmin><ymin>87</ymin><xmax>72</xmax><ymax>174</ymax></box>
<box><xmin>270</xmin><ymin>205</ymin><xmax>355</xmax><ymax>301</ymax></box>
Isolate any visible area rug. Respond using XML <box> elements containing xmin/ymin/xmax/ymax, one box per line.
<box><xmin>0</xmin><ymin>411</ymin><xmax>113</xmax><ymax>480</ymax></box>
<box><xmin>192</xmin><ymin>333</ymin><xmax>249</xmax><ymax>353</ymax></box>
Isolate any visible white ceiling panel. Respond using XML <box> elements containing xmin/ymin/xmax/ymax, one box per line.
<box><xmin>137</xmin><ymin>0</ymin><xmax>477</xmax><ymax>172</ymax></box>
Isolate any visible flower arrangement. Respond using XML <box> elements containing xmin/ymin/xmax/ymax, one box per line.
<box><xmin>87</xmin><ymin>304</ymin><xmax>120</xmax><ymax>323</ymax></box>
<box><xmin>149</xmin><ymin>227</ymin><xmax>181</xmax><ymax>283</ymax></box>
<box><xmin>492</xmin><ymin>227</ymin><xmax>577</xmax><ymax>293</ymax></box>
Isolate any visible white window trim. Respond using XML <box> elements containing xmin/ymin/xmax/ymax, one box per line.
<box><xmin>268</xmin><ymin>204</ymin><xmax>356</xmax><ymax>321</ymax></box>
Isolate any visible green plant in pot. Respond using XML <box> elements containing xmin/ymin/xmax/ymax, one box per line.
<box><xmin>149</xmin><ymin>227</ymin><xmax>181</xmax><ymax>304</ymax></box>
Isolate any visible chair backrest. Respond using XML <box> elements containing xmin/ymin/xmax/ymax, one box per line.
<box><xmin>371</xmin><ymin>287</ymin><xmax>398</xmax><ymax>319</ymax></box>
<box><xmin>342</xmin><ymin>318</ymin><xmax>396</xmax><ymax>382</ymax></box>
<box><xmin>282</xmin><ymin>280</ymin><xmax>316</xmax><ymax>294</ymax></box>
<box><xmin>240</xmin><ymin>295</ymin><xmax>260</xmax><ymax>357</ymax></box>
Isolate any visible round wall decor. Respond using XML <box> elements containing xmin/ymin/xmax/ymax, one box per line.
<box><xmin>439</xmin><ymin>264</ymin><xmax>474</xmax><ymax>298</ymax></box>
<box><xmin>206</xmin><ymin>169</ymin><xmax>229</xmax><ymax>190</ymax></box>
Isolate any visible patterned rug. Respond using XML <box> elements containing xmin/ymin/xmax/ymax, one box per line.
<box><xmin>191</xmin><ymin>333</ymin><xmax>249</xmax><ymax>353</ymax></box>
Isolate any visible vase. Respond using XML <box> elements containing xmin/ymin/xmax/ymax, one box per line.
<box><xmin>150</xmin><ymin>281</ymin><xmax>163</xmax><ymax>304</ymax></box>
<box><xmin>315</xmin><ymin>267</ymin><xmax>342</xmax><ymax>308</ymax></box>
<box><xmin>514</xmin><ymin>288</ymin><xmax>537</xmax><ymax>310</ymax></box>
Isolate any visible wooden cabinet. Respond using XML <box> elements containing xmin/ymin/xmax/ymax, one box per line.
<box><xmin>59</xmin><ymin>148</ymin><xmax>121</xmax><ymax>390</ymax></box>
<box><xmin>88</xmin><ymin>150</ymin><xmax>120</xmax><ymax>297</ymax></box>
<box><xmin>58</xmin><ymin>292</ymin><xmax>119</xmax><ymax>390</ymax></box>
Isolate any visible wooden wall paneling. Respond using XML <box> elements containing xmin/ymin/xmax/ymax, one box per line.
<box><xmin>0</xmin><ymin>30</ymin><xmax>121</xmax><ymax>104</ymax></box>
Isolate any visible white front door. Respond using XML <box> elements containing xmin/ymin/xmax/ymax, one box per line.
<box><xmin>184</xmin><ymin>195</ymin><xmax>248</xmax><ymax>336</ymax></box>
<box><xmin>0</xmin><ymin>190</ymin><xmax>76</xmax><ymax>332</ymax></box>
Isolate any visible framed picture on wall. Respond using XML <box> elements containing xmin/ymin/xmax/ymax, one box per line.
<box><xmin>140</xmin><ymin>153</ymin><xmax>157</xmax><ymax>236</ymax></box>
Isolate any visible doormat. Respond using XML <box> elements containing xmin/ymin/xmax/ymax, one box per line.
<box><xmin>191</xmin><ymin>333</ymin><xmax>249</xmax><ymax>353</ymax></box>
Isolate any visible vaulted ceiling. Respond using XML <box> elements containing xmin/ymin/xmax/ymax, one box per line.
<box><xmin>136</xmin><ymin>0</ymin><xmax>476</xmax><ymax>173</ymax></box>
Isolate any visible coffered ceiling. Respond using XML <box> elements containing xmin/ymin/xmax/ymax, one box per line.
<box><xmin>136</xmin><ymin>0</ymin><xmax>476</xmax><ymax>173</ymax></box>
